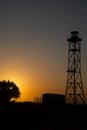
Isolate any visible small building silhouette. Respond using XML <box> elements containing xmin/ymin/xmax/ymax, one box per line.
<box><xmin>42</xmin><ymin>93</ymin><xmax>65</xmax><ymax>106</ymax></box>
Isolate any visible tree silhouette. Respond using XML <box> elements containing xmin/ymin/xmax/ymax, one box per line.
<box><xmin>0</xmin><ymin>80</ymin><xmax>21</xmax><ymax>103</ymax></box>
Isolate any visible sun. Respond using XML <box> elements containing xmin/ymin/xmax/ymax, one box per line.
<box><xmin>0</xmin><ymin>70</ymin><xmax>34</xmax><ymax>102</ymax></box>
<box><xmin>0</xmin><ymin>72</ymin><xmax>24</xmax><ymax>96</ymax></box>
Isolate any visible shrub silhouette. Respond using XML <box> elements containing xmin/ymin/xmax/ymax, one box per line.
<box><xmin>0</xmin><ymin>80</ymin><xmax>21</xmax><ymax>103</ymax></box>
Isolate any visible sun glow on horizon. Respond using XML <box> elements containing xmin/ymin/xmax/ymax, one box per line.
<box><xmin>0</xmin><ymin>69</ymin><xmax>34</xmax><ymax>102</ymax></box>
<box><xmin>0</xmin><ymin>52</ymin><xmax>66</xmax><ymax>102</ymax></box>
<box><xmin>0</xmin><ymin>70</ymin><xmax>65</xmax><ymax>102</ymax></box>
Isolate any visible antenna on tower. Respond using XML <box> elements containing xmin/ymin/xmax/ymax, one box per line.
<box><xmin>65</xmin><ymin>31</ymin><xmax>85</xmax><ymax>105</ymax></box>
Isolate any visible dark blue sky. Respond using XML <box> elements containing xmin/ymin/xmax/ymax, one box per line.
<box><xmin>0</xmin><ymin>0</ymin><xmax>87</xmax><ymax>101</ymax></box>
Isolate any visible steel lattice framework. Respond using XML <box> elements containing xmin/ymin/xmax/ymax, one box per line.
<box><xmin>65</xmin><ymin>31</ymin><xmax>85</xmax><ymax>105</ymax></box>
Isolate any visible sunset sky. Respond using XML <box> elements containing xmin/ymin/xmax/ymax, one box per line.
<box><xmin>0</xmin><ymin>0</ymin><xmax>87</xmax><ymax>102</ymax></box>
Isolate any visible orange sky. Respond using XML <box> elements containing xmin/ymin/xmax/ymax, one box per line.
<box><xmin>0</xmin><ymin>58</ymin><xmax>66</xmax><ymax>102</ymax></box>
<box><xmin>0</xmin><ymin>0</ymin><xmax>87</xmax><ymax>102</ymax></box>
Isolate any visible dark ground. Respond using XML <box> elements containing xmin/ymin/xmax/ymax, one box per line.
<box><xmin>0</xmin><ymin>102</ymin><xmax>87</xmax><ymax>130</ymax></box>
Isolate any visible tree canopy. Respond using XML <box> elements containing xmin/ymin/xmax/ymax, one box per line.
<box><xmin>0</xmin><ymin>80</ymin><xmax>21</xmax><ymax>103</ymax></box>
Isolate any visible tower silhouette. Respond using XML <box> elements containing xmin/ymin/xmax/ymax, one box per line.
<box><xmin>65</xmin><ymin>31</ymin><xmax>85</xmax><ymax>105</ymax></box>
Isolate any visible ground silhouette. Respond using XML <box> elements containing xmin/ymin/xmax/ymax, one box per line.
<box><xmin>0</xmin><ymin>101</ymin><xmax>87</xmax><ymax>130</ymax></box>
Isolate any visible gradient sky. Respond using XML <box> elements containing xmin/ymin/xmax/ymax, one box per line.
<box><xmin>0</xmin><ymin>0</ymin><xmax>87</xmax><ymax>102</ymax></box>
